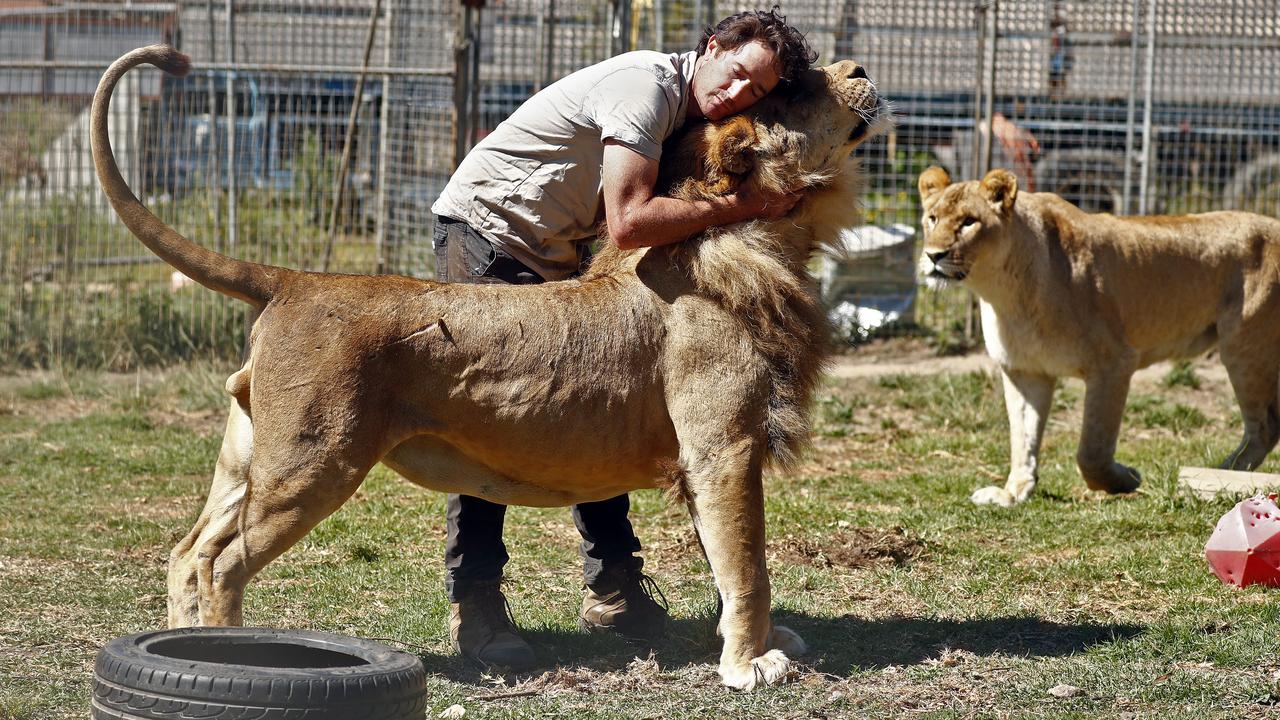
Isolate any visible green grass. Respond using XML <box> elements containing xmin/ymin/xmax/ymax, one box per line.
<box><xmin>1</xmin><ymin>360</ymin><xmax>1277</xmax><ymax>718</ymax></box>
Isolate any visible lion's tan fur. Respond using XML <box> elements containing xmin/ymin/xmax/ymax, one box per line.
<box><xmin>918</xmin><ymin>166</ymin><xmax>1280</xmax><ymax>507</ymax></box>
<box><xmin>91</xmin><ymin>45</ymin><xmax>884</xmax><ymax>690</ymax></box>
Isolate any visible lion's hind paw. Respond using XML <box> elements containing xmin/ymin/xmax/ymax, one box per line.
<box><xmin>719</xmin><ymin>649</ymin><xmax>792</xmax><ymax>691</ymax></box>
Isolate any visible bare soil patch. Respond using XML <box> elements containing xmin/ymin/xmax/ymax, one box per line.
<box><xmin>772</xmin><ymin>526</ymin><xmax>924</xmax><ymax>570</ymax></box>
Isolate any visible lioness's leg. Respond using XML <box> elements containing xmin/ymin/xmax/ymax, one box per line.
<box><xmin>1219</xmin><ymin>348</ymin><xmax>1280</xmax><ymax>471</ymax></box>
<box><xmin>168</xmin><ymin>397</ymin><xmax>253</xmax><ymax>627</ymax></box>
<box><xmin>681</xmin><ymin>437</ymin><xmax>793</xmax><ymax>690</ymax></box>
<box><xmin>972</xmin><ymin>368</ymin><xmax>1055</xmax><ymax>507</ymax></box>
<box><xmin>1078</xmin><ymin>371</ymin><xmax>1141</xmax><ymax>493</ymax></box>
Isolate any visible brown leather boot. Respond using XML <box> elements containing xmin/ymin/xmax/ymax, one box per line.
<box><xmin>579</xmin><ymin>567</ymin><xmax>669</xmax><ymax>640</ymax></box>
<box><xmin>449</xmin><ymin>581</ymin><xmax>535</xmax><ymax>670</ymax></box>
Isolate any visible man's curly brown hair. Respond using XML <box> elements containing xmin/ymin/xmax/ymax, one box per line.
<box><xmin>697</xmin><ymin>6</ymin><xmax>818</xmax><ymax>86</ymax></box>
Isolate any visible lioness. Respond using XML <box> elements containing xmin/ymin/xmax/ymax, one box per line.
<box><xmin>917</xmin><ymin>166</ymin><xmax>1280</xmax><ymax>507</ymax></box>
<box><xmin>92</xmin><ymin>45</ymin><xmax>885</xmax><ymax>689</ymax></box>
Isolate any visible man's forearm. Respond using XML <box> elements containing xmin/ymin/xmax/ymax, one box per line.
<box><xmin>611</xmin><ymin>194</ymin><xmax>756</xmax><ymax>250</ymax></box>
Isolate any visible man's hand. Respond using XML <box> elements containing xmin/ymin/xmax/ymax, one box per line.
<box><xmin>731</xmin><ymin>185</ymin><xmax>802</xmax><ymax>221</ymax></box>
<box><xmin>602</xmin><ymin>141</ymin><xmax>804</xmax><ymax>250</ymax></box>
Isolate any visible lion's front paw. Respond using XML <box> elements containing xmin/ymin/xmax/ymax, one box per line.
<box><xmin>719</xmin><ymin>649</ymin><xmax>792</xmax><ymax>691</ymax></box>
<box><xmin>970</xmin><ymin>485</ymin><xmax>1017</xmax><ymax>507</ymax></box>
<box><xmin>1082</xmin><ymin>462</ymin><xmax>1141</xmax><ymax>494</ymax></box>
<box><xmin>767</xmin><ymin>625</ymin><xmax>807</xmax><ymax>656</ymax></box>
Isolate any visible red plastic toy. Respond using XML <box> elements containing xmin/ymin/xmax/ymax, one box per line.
<box><xmin>1205</xmin><ymin>494</ymin><xmax>1280</xmax><ymax>588</ymax></box>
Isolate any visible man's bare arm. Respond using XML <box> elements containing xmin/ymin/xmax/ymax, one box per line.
<box><xmin>602</xmin><ymin>141</ymin><xmax>799</xmax><ymax>250</ymax></box>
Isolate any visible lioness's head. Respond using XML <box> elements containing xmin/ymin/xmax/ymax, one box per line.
<box><xmin>916</xmin><ymin>166</ymin><xmax>1019</xmax><ymax>287</ymax></box>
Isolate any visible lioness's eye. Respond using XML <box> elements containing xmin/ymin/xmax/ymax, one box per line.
<box><xmin>926</xmin><ymin>214</ymin><xmax>936</xmax><ymax>226</ymax></box>
<box><xmin>960</xmin><ymin>217</ymin><xmax>977</xmax><ymax>228</ymax></box>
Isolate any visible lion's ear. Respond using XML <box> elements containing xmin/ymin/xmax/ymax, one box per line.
<box><xmin>708</xmin><ymin>114</ymin><xmax>757</xmax><ymax>177</ymax></box>
<box><xmin>980</xmin><ymin>168</ymin><xmax>1018</xmax><ymax>214</ymax></box>
<box><xmin>917</xmin><ymin>166</ymin><xmax>951</xmax><ymax>204</ymax></box>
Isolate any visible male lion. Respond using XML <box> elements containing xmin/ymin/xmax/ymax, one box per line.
<box><xmin>91</xmin><ymin>45</ymin><xmax>885</xmax><ymax>689</ymax></box>
<box><xmin>917</xmin><ymin>166</ymin><xmax>1280</xmax><ymax>507</ymax></box>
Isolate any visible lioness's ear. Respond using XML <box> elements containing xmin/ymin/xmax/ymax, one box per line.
<box><xmin>917</xmin><ymin>166</ymin><xmax>951</xmax><ymax>204</ymax></box>
<box><xmin>980</xmin><ymin>168</ymin><xmax>1018</xmax><ymax>214</ymax></box>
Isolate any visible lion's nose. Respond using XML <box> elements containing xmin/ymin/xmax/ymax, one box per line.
<box><xmin>926</xmin><ymin>249</ymin><xmax>950</xmax><ymax>264</ymax></box>
<box><xmin>847</xmin><ymin>64</ymin><xmax>868</xmax><ymax>81</ymax></box>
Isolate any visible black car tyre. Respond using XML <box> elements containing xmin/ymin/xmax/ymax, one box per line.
<box><xmin>1034</xmin><ymin>149</ymin><xmax>1127</xmax><ymax>214</ymax></box>
<box><xmin>1224</xmin><ymin>152</ymin><xmax>1280</xmax><ymax>213</ymax></box>
<box><xmin>92</xmin><ymin>627</ymin><xmax>427</xmax><ymax>719</ymax></box>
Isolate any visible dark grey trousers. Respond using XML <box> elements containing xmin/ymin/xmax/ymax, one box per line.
<box><xmin>432</xmin><ymin>216</ymin><xmax>642</xmax><ymax>601</ymax></box>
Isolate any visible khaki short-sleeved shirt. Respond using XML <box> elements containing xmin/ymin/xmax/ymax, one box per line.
<box><xmin>432</xmin><ymin>50</ymin><xmax>697</xmax><ymax>281</ymax></box>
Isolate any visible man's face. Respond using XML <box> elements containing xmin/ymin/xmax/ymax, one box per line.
<box><xmin>690</xmin><ymin>37</ymin><xmax>781</xmax><ymax>122</ymax></box>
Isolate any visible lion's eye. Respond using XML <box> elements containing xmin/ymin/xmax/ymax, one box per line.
<box><xmin>959</xmin><ymin>217</ymin><xmax>977</xmax><ymax>229</ymax></box>
<box><xmin>926</xmin><ymin>214</ymin><xmax>936</xmax><ymax>227</ymax></box>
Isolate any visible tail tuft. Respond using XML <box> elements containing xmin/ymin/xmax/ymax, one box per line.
<box><xmin>150</xmin><ymin>46</ymin><xmax>191</xmax><ymax>77</ymax></box>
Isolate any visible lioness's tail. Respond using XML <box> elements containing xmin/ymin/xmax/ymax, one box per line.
<box><xmin>91</xmin><ymin>45</ymin><xmax>286</xmax><ymax>307</ymax></box>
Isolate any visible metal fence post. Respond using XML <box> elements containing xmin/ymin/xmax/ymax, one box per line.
<box><xmin>452</xmin><ymin>4</ymin><xmax>474</xmax><ymax>169</ymax></box>
<box><xmin>1138</xmin><ymin>0</ymin><xmax>1157</xmax><ymax>215</ymax></box>
<box><xmin>982</xmin><ymin>1</ymin><xmax>998</xmax><ymax>177</ymax></box>
<box><xmin>375</xmin><ymin>0</ymin><xmax>396</xmax><ymax>275</ymax></box>
<box><xmin>468</xmin><ymin>3</ymin><xmax>481</xmax><ymax>152</ymax></box>
<box><xmin>968</xmin><ymin>0</ymin><xmax>998</xmax><ymax>342</ymax></box>
<box><xmin>655</xmin><ymin>0</ymin><xmax>665</xmax><ymax>52</ymax></box>
<box><xmin>610</xmin><ymin>0</ymin><xmax>632</xmax><ymax>56</ymax></box>
<box><xmin>542</xmin><ymin>0</ymin><xmax>556</xmax><ymax>90</ymax></box>
<box><xmin>1122</xmin><ymin>0</ymin><xmax>1142</xmax><ymax>214</ymax></box>
<box><xmin>225</xmin><ymin>0</ymin><xmax>237</xmax><ymax>254</ymax></box>
<box><xmin>321</xmin><ymin>0</ymin><xmax>384</xmax><ymax>273</ymax></box>
<box><xmin>206</xmin><ymin>0</ymin><xmax>223</xmax><ymax>248</ymax></box>
<box><xmin>971</xmin><ymin>1</ymin><xmax>988</xmax><ymax>181</ymax></box>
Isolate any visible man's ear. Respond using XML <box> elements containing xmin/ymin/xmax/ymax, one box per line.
<box><xmin>980</xmin><ymin>168</ymin><xmax>1018</xmax><ymax>214</ymax></box>
<box><xmin>917</xmin><ymin>166</ymin><xmax>951</xmax><ymax>205</ymax></box>
<box><xmin>708</xmin><ymin>114</ymin><xmax>757</xmax><ymax>177</ymax></box>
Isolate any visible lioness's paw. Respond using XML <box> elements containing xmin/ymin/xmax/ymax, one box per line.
<box><xmin>970</xmin><ymin>485</ymin><xmax>1017</xmax><ymax>507</ymax></box>
<box><xmin>719</xmin><ymin>649</ymin><xmax>792</xmax><ymax>691</ymax></box>
<box><xmin>1082</xmin><ymin>463</ymin><xmax>1142</xmax><ymax>494</ymax></box>
<box><xmin>767</xmin><ymin>625</ymin><xmax>807</xmax><ymax>656</ymax></box>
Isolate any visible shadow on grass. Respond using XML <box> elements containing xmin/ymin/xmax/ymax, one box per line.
<box><xmin>416</xmin><ymin>611</ymin><xmax>1144</xmax><ymax>685</ymax></box>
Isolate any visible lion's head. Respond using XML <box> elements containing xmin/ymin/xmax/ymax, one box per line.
<box><xmin>915</xmin><ymin>166</ymin><xmax>1019</xmax><ymax>288</ymax></box>
<box><xmin>608</xmin><ymin>59</ymin><xmax>887</xmax><ymax>469</ymax></box>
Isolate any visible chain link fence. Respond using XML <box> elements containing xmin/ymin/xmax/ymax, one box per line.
<box><xmin>2</xmin><ymin>1</ymin><xmax>1279</xmax><ymax>367</ymax></box>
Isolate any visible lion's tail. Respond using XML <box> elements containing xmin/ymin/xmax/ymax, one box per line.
<box><xmin>91</xmin><ymin>45</ymin><xmax>287</xmax><ymax>308</ymax></box>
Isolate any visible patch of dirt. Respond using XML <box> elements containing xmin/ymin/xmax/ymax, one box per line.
<box><xmin>829</xmin><ymin>348</ymin><xmax>992</xmax><ymax>379</ymax></box>
<box><xmin>503</xmin><ymin>653</ymin><xmax>716</xmax><ymax>697</ymax></box>
<box><xmin>105</xmin><ymin>492</ymin><xmax>204</xmax><ymax>522</ymax></box>
<box><xmin>772</xmin><ymin>526</ymin><xmax>924</xmax><ymax>570</ymax></box>
<box><xmin>145</xmin><ymin>407</ymin><xmax>224</xmax><ymax>436</ymax></box>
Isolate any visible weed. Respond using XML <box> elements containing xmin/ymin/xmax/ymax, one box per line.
<box><xmin>1163</xmin><ymin>360</ymin><xmax>1202</xmax><ymax>390</ymax></box>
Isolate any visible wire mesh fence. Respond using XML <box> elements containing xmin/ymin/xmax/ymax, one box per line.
<box><xmin>2</xmin><ymin>1</ymin><xmax>1279</xmax><ymax>368</ymax></box>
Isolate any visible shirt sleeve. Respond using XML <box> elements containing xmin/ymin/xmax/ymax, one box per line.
<box><xmin>582</xmin><ymin>67</ymin><xmax>675</xmax><ymax>161</ymax></box>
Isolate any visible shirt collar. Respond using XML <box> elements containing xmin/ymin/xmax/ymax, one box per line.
<box><xmin>674</xmin><ymin>50</ymin><xmax>698</xmax><ymax>126</ymax></box>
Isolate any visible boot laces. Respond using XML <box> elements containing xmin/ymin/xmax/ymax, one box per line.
<box><xmin>622</xmin><ymin>570</ymin><xmax>669</xmax><ymax>613</ymax></box>
<box><xmin>473</xmin><ymin>582</ymin><xmax>520</xmax><ymax>632</ymax></box>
